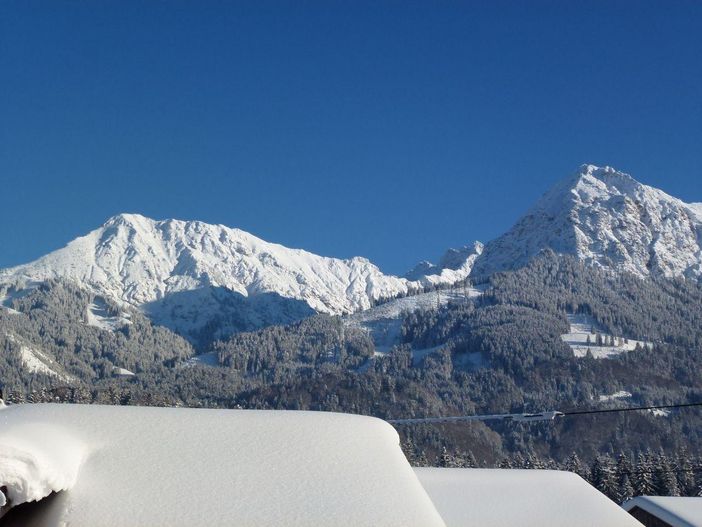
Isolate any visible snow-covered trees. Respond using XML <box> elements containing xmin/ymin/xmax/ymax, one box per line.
<box><xmin>653</xmin><ymin>453</ymin><xmax>680</xmax><ymax>496</ymax></box>
<box><xmin>591</xmin><ymin>456</ymin><xmax>617</xmax><ymax>499</ymax></box>
<box><xmin>4</xmin><ymin>253</ymin><xmax>702</xmax><ymax>485</ymax></box>
<box><xmin>632</xmin><ymin>452</ymin><xmax>656</xmax><ymax>497</ymax></box>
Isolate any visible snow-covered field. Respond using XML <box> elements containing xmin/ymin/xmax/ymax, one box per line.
<box><xmin>561</xmin><ymin>314</ymin><xmax>651</xmax><ymax>359</ymax></box>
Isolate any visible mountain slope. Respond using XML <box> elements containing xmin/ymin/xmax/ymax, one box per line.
<box><xmin>3</xmin><ymin>164</ymin><xmax>699</xmax><ymax>344</ymax></box>
<box><xmin>0</xmin><ymin>214</ymin><xmax>479</xmax><ymax>340</ymax></box>
<box><xmin>472</xmin><ymin>165</ymin><xmax>702</xmax><ymax>280</ymax></box>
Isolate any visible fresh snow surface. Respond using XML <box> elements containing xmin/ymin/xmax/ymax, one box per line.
<box><xmin>688</xmin><ymin>203</ymin><xmax>702</xmax><ymax>224</ymax></box>
<box><xmin>0</xmin><ymin>214</ymin><xmax>481</xmax><ymax>337</ymax></box>
<box><xmin>0</xmin><ymin>418</ymin><xmax>86</xmax><ymax>517</ymax></box>
<box><xmin>598</xmin><ymin>390</ymin><xmax>633</xmax><ymax>402</ymax></box>
<box><xmin>472</xmin><ymin>164</ymin><xmax>702</xmax><ymax>280</ymax></box>
<box><xmin>0</xmin><ymin>404</ymin><xmax>445</xmax><ymax>527</ymax></box>
<box><xmin>414</xmin><ymin>468</ymin><xmax>643</xmax><ymax>527</ymax></box>
<box><xmin>5</xmin><ymin>335</ymin><xmax>73</xmax><ymax>382</ymax></box>
<box><xmin>561</xmin><ymin>314</ymin><xmax>651</xmax><ymax>359</ymax></box>
<box><xmin>623</xmin><ymin>496</ymin><xmax>702</xmax><ymax>527</ymax></box>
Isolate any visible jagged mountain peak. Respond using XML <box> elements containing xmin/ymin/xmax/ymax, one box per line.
<box><xmin>2</xmin><ymin>214</ymin><xmax>399</xmax><ymax>309</ymax></box>
<box><xmin>104</xmin><ymin>212</ymin><xmax>150</xmax><ymax>225</ymax></box>
<box><xmin>472</xmin><ymin>164</ymin><xmax>702</xmax><ymax>280</ymax></box>
<box><xmin>534</xmin><ymin>165</ymin><xmax>643</xmax><ymax>214</ymax></box>
<box><xmin>405</xmin><ymin>242</ymin><xmax>483</xmax><ymax>281</ymax></box>
<box><xmin>439</xmin><ymin>241</ymin><xmax>484</xmax><ymax>270</ymax></box>
<box><xmin>578</xmin><ymin>163</ymin><xmax>635</xmax><ymax>183</ymax></box>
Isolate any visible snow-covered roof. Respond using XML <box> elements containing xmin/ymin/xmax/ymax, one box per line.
<box><xmin>414</xmin><ymin>467</ymin><xmax>643</xmax><ymax>527</ymax></box>
<box><xmin>623</xmin><ymin>496</ymin><xmax>702</xmax><ymax>527</ymax></box>
<box><xmin>0</xmin><ymin>404</ymin><xmax>653</xmax><ymax>527</ymax></box>
<box><xmin>0</xmin><ymin>404</ymin><xmax>444</xmax><ymax>527</ymax></box>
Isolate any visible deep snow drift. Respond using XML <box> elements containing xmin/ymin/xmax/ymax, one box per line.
<box><xmin>0</xmin><ymin>422</ymin><xmax>85</xmax><ymax>514</ymax></box>
<box><xmin>0</xmin><ymin>404</ymin><xmax>444</xmax><ymax>527</ymax></box>
<box><xmin>0</xmin><ymin>404</ymin><xmax>647</xmax><ymax>526</ymax></box>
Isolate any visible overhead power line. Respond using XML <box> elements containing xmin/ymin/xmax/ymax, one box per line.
<box><xmin>561</xmin><ymin>401</ymin><xmax>702</xmax><ymax>417</ymax></box>
<box><xmin>388</xmin><ymin>401</ymin><xmax>702</xmax><ymax>425</ymax></box>
<box><xmin>388</xmin><ymin>411</ymin><xmax>563</xmax><ymax>425</ymax></box>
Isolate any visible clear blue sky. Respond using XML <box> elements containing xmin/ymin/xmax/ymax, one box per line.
<box><xmin>1</xmin><ymin>1</ymin><xmax>700</xmax><ymax>275</ymax></box>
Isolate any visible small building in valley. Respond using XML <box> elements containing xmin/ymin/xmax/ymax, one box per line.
<box><xmin>623</xmin><ymin>496</ymin><xmax>702</xmax><ymax>527</ymax></box>
<box><xmin>415</xmin><ymin>467</ymin><xmax>643</xmax><ymax>527</ymax></box>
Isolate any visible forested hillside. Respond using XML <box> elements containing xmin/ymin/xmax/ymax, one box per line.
<box><xmin>3</xmin><ymin>254</ymin><xmax>702</xmax><ymax>481</ymax></box>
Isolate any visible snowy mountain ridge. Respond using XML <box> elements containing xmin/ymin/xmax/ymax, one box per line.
<box><xmin>1</xmin><ymin>164</ymin><xmax>700</xmax><ymax>341</ymax></box>
<box><xmin>472</xmin><ymin>164</ymin><xmax>702</xmax><ymax>280</ymax></box>
<box><xmin>0</xmin><ymin>214</ymin><xmax>479</xmax><ymax>338</ymax></box>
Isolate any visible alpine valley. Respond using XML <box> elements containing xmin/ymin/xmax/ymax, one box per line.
<box><xmin>3</xmin><ymin>164</ymin><xmax>702</xmax><ymax>475</ymax></box>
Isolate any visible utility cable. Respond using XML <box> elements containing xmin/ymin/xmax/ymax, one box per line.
<box><xmin>388</xmin><ymin>401</ymin><xmax>702</xmax><ymax>425</ymax></box>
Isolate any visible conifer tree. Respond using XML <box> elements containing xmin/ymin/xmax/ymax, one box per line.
<box><xmin>591</xmin><ymin>455</ymin><xmax>617</xmax><ymax>500</ymax></box>
<box><xmin>615</xmin><ymin>452</ymin><xmax>632</xmax><ymax>485</ymax></box>
<box><xmin>460</xmin><ymin>451</ymin><xmax>477</xmax><ymax>469</ymax></box>
<box><xmin>565</xmin><ymin>452</ymin><xmax>589</xmax><ymax>480</ymax></box>
<box><xmin>415</xmin><ymin>450</ymin><xmax>429</xmax><ymax>468</ymax></box>
<box><xmin>654</xmin><ymin>453</ymin><xmax>680</xmax><ymax>496</ymax></box>
<box><xmin>633</xmin><ymin>452</ymin><xmax>656</xmax><ymax>496</ymax></box>
<box><xmin>618</xmin><ymin>473</ymin><xmax>635</xmax><ymax>504</ymax></box>
<box><xmin>438</xmin><ymin>447</ymin><xmax>456</xmax><ymax>468</ymax></box>
<box><xmin>498</xmin><ymin>458</ymin><xmax>513</xmax><ymax>469</ymax></box>
<box><xmin>675</xmin><ymin>449</ymin><xmax>695</xmax><ymax>496</ymax></box>
<box><xmin>525</xmin><ymin>452</ymin><xmax>545</xmax><ymax>470</ymax></box>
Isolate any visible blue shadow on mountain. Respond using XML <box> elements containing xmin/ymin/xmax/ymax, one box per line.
<box><xmin>142</xmin><ymin>286</ymin><xmax>316</xmax><ymax>349</ymax></box>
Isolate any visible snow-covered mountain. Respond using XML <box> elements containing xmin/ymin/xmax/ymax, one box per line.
<box><xmin>471</xmin><ymin>165</ymin><xmax>702</xmax><ymax>280</ymax></box>
<box><xmin>0</xmin><ymin>214</ymin><xmax>478</xmax><ymax>340</ymax></box>
<box><xmin>3</xmin><ymin>164</ymin><xmax>698</xmax><ymax>342</ymax></box>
